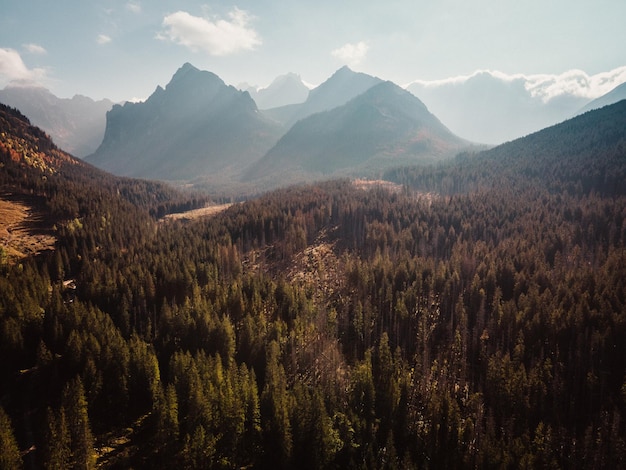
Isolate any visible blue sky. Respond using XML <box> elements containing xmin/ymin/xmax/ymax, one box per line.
<box><xmin>1</xmin><ymin>0</ymin><xmax>625</xmax><ymax>102</ymax></box>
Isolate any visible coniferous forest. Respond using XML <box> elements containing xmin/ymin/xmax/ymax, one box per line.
<box><xmin>1</xmin><ymin>101</ymin><xmax>626</xmax><ymax>469</ymax></box>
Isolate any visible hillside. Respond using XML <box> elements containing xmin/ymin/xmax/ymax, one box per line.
<box><xmin>86</xmin><ymin>63</ymin><xmax>284</xmax><ymax>181</ymax></box>
<box><xmin>386</xmin><ymin>98</ymin><xmax>626</xmax><ymax>197</ymax></box>
<box><xmin>1</xmin><ymin>100</ymin><xmax>626</xmax><ymax>468</ymax></box>
<box><xmin>0</xmin><ymin>85</ymin><xmax>113</xmax><ymax>157</ymax></box>
<box><xmin>0</xmin><ymin>103</ymin><xmax>206</xmax><ymax>261</ymax></box>
<box><xmin>244</xmin><ymin>81</ymin><xmax>469</xmax><ymax>185</ymax></box>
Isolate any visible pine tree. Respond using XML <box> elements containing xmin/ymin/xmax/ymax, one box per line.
<box><xmin>42</xmin><ymin>407</ymin><xmax>71</xmax><ymax>470</ymax></box>
<box><xmin>261</xmin><ymin>341</ymin><xmax>292</xmax><ymax>468</ymax></box>
<box><xmin>63</xmin><ymin>377</ymin><xmax>96</xmax><ymax>470</ymax></box>
<box><xmin>0</xmin><ymin>406</ymin><xmax>22</xmax><ymax>470</ymax></box>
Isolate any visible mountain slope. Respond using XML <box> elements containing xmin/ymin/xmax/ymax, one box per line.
<box><xmin>0</xmin><ymin>85</ymin><xmax>112</xmax><ymax>157</ymax></box>
<box><xmin>577</xmin><ymin>82</ymin><xmax>626</xmax><ymax>114</ymax></box>
<box><xmin>86</xmin><ymin>63</ymin><xmax>284</xmax><ymax>181</ymax></box>
<box><xmin>264</xmin><ymin>66</ymin><xmax>382</xmax><ymax>127</ymax></box>
<box><xmin>244</xmin><ymin>81</ymin><xmax>469</xmax><ymax>185</ymax></box>
<box><xmin>386</xmin><ymin>99</ymin><xmax>626</xmax><ymax>197</ymax></box>
<box><xmin>0</xmin><ymin>103</ymin><xmax>198</xmax><ymax>232</ymax></box>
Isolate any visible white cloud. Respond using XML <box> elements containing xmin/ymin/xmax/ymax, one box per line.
<box><xmin>406</xmin><ymin>66</ymin><xmax>626</xmax><ymax>101</ymax></box>
<box><xmin>23</xmin><ymin>43</ymin><xmax>47</xmax><ymax>55</ymax></box>
<box><xmin>331</xmin><ymin>41</ymin><xmax>369</xmax><ymax>67</ymax></box>
<box><xmin>97</xmin><ymin>34</ymin><xmax>112</xmax><ymax>45</ymax></box>
<box><xmin>126</xmin><ymin>2</ymin><xmax>141</xmax><ymax>14</ymax></box>
<box><xmin>524</xmin><ymin>67</ymin><xmax>626</xmax><ymax>101</ymax></box>
<box><xmin>158</xmin><ymin>9</ymin><xmax>261</xmax><ymax>56</ymax></box>
<box><xmin>0</xmin><ymin>48</ymin><xmax>47</xmax><ymax>86</ymax></box>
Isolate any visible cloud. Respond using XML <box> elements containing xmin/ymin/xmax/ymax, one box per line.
<box><xmin>126</xmin><ymin>2</ymin><xmax>141</xmax><ymax>14</ymax></box>
<box><xmin>158</xmin><ymin>9</ymin><xmax>261</xmax><ymax>56</ymax></box>
<box><xmin>0</xmin><ymin>48</ymin><xmax>47</xmax><ymax>86</ymax></box>
<box><xmin>97</xmin><ymin>34</ymin><xmax>112</xmax><ymax>45</ymax></box>
<box><xmin>331</xmin><ymin>41</ymin><xmax>369</xmax><ymax>67</ymax></box>
<box><xmin>23</xmin><ymin>43</ymin><xmax>47</xmax><ymax>55</ymax></box>
<box><xmin>524</xmin><ymin>67</ymin><xmax>626</xmax><ymax>101</ymax></box>
<box><xmin>406</xmin><ymin>66</ymin><xmax>626</xmax><ymax>101</ymax></box>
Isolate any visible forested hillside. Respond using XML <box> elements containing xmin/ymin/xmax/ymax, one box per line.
<box><xmin>1</xmin><ymin>101</ymin><xmax>626</xmax><ymax>469</ymax></box>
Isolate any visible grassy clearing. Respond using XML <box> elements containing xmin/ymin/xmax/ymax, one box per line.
<box><xmin>160</xmin><ymin>203</ymin><xmax>234</xmax><ymax>222</ymax></box>
<box><xmin>0</xmin><ymin>193</ymin><xmax>56</xmax><ymax>261</ymax></box>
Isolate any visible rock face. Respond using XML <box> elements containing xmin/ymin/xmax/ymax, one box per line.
<box><xmin>244</xmin><ymin>81</ymin><xmax>469</xmax><ymax>184</ymax></box>
<box><xmin>86</xmin><ymin>63</ymin><xmax>283</xmax><ymax>180</ymax></box>
<box><xmin>0</xmin><ymin>85</ymin><xmax>113</xmax><ymax>157</ymax></box>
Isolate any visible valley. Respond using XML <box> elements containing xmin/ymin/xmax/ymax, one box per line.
<box><xmin>0</xmin><ymin>76</ymin><xmax>626</xmax><ymax>469</ymax></box>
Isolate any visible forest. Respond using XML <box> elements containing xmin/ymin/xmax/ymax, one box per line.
<box><xmin>1</xmin><ymin>101</ymin><xmax>626</xmax><ymax>469</ymax></box>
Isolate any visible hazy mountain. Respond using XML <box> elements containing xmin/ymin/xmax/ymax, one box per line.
<box><xmin>407</xmin><ymin>71</ymin><xmax>590</xmax><ymax>144</ymax></box>
<box><xmin>244</xmin><ymin>81</ymin><xmax>469</xmax><ymax>185</ymax></box>
<box><xmin>243</xmin><ymin>73</ymin><xmax>309</xmax><ymax>109</ymax></box>
<box><xmin>577</xmin><ymin>82</ymin><xmax>626</xmax><ymax>114</ymax></box>
<box><xmin>0</xmin><ymin>85</ymin><xmax>113</xmax><ymax>157</ymax></box>
<box><xmin>264</xmin><ymin>66</ymin><xmax>383</xmax><ymax>127</ymax></box>
<box><xmin>86</xmin><ymin>63</ymin><xmax>283</xmax><ymax>181</ymax></box>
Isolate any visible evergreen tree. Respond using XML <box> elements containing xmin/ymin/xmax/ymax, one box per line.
<box><xmin>63</xmin><ymin>377</ymin><xmax>96</xmax><ymax>470</ymax></box>
<box><xmin>0</xmin><ymin>406</ymin><xmax>21</xmax><ymax>470</ymax></box>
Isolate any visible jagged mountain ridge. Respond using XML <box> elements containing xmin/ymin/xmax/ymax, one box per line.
<box><xmin>0</xmin><ymin>85</ymin><xmax>113</xmax><ymax>157</ymax></box>
<box><xmin>263</xmin><ymin>66</ymin><xmax>383</xmax><ymax>128</ymax></box>
<box><xmin>86</xmin><ymin>63</ymin><xmax>284</xmax><ymax>181</ymax></box>
<box><xmin>243</xmin><ymin>73</ymin><xmax>310</xmax><ymax>109</ymax></box>
<box><xmin>244</xmin><ymin>80</ymin><xmax>469</xmax><ymax>185</ymax></box>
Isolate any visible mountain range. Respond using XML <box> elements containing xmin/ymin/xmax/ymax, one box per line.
<box><xmin>3</xmin><ymin>62</ymin><xmax>626</xmax><ymax>195</ymax></box>
<box><xmin>86</xmin><ymin>63</ymin><xmax>283</xmax><ymax>181</ymax></box>
<box><xmin>244</xmin><ymin>80</ymin><xmax>468</xmax><ymax>184</ymax></box>
<box><xmin>84</xmin><ymin>64</ymin><xmax>471</xmax><ymax>191</ymax></box>
<box><xmin>406</xmin><ymin>71</ymin><xmax>592</xmax><ymax>144</ymax></box>
<box><xmin>263</xmin><ymin>66</ymin><xmax>384</xmax><ymax>128</ymax></box>
<box><xmin>0</xmin><ymin>85</ymin><xmax>113</xmax><ymax>157</ymax></box>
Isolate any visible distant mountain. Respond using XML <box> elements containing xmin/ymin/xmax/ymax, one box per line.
<box><xmin>86</xmin><ymin>63</ymin><xmax>284</xmax><ymax>181</ymax></box>
<box><xmin>406</xmin><ymin>71</ymin><xmax>589</xmax><ymax>144</ymax></box>
<box><xmin>577</xmin><ymin>82</ymin><xmax>626</xmax><ymax>114</ymax></box>
<box><xmin>0</xmin><ymin>85</ymin><xmax>113</xmax><ymax>157</ymax></box>
<box><xmin>244</xmin><ymin>81</ymin><xmax>469</xmax><ymax>185</ymax></box>
<box><xmin>244</xmin><ymin>73</ymin><xmax>309</xmax><ymax>109</ymax></box>
<box><xmin>264</xmin><ymin>66</ymin><xmax>382</xmax><ymax>127</ymax></box>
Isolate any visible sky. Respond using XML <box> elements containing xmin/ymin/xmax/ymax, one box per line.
<box><xmin>1</xmin><ymin>0</ymin><xmax>626</xmax><ymax>102</ymax></box>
